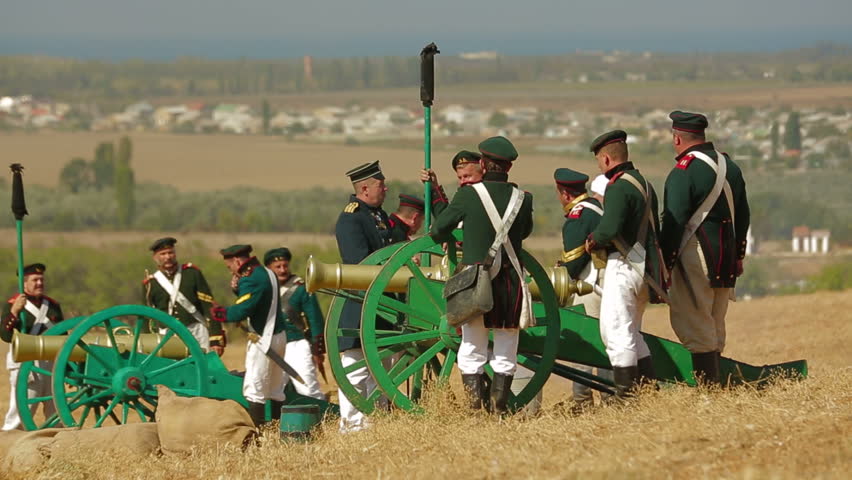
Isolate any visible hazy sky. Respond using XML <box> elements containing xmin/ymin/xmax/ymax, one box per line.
<box><xmin>2</xmin><ymin>0</ymin><xmax>851</xmax><ymax>58</ymax></box>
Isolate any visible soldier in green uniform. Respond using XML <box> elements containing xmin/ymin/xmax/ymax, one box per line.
<box><xmin>334</xmin><ymin>161</ymin><xmax>395</xmax><ymax>432</ymax></box>
<box><xmin>584</xmin><ymin>130</ymin><xmax>666</xmax><ymax>398</ymax></box>
<box><xmin>388</xmin><ymin>194</ymin><xmax>426</xmax><ymax>243</ymax></box>
<box><xmin>143</xmin><ymin>237</ymin><xmax>225</xmax><ymax>355</ymax></box>
<box><xmin>420</xmin><ymin>150</ymin><xmax>484</xmax><ymax>217</ymax></box>
<box><xmin>660</xmin><ymin>111</ymin><xmax>750</xmax><ymax>384</ymax></box>
<box><xmin>264</xmin><ymin>247</ymin><xmax>327</xmax><ymax>400</ymax></box>
<box><xmin>2</xmin><ymin>263</ymin><xmax>63</xmax><ymax>430</ymax></box>
<box><xmin>554</xmin><ymin>168</ymin><xmax>614</xmax><ymax>407</ymax></box>
<box><xmin>213</xmin><ymin>244</ymin><xmax>288</xmax><ymax>426</ymax></box>
<box><xmin>431</xmin><ymin>136</ymin><xmax>534</xmax><ymax>414</ymax></box>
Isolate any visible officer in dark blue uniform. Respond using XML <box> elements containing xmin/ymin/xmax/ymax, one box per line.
<box><xmin>334</xmin><ymin>160</ymin><xmax>394</xmax><ymax>432</ymax></box>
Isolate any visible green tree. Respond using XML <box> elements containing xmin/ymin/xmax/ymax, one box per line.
<box><xmin>783</xmin><ymin>112</ymin><xmax>802</xmax><ymax>151</ymax></box>
<box><xmin>114</xmin><ymin>136</ymin><xmax>135</xmax><ymax>228</ymax></box>
<box><xmin>92</xmin><ymin>142</ymin><xmax>115</xmax><ymax>190</ymax></box>
<box><xmin>59</xmin><ymin>157</ymin><xmax>93</xmax><ymax>193</ymax></box>
<box><xmin>488</xmin><ymin>111</ymin><xmax>509</xmax><ymax>128</ymax></box>
<box><xmin>769</xmin><ymin>121</ymin><xmax>780</xmax><ymax>162</ymax></box>
<box><xmin>261</xmin><ymin>99</ymin><xmax>271</xmax><ymax>135</ymax></box>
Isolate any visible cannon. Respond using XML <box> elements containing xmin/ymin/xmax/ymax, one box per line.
<box><xmin>312</xmin><ymin>232</ymin><xmax>808</xmax><ymax>414</ymax></box>
<box><xmin>12</xmin><ymin>305</ymin><xmax>332</xmax><ymax>431</ymax></box>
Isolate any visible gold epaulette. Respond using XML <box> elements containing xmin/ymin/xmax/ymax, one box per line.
<box><xmin>561</xmin><ymin>245</ymin><xmax>586</xmax><ymax>263</ymax></box>
<box><xmin>343</xmin><ymin>202</ymin><xmax>360</xmax><ymax>213</ymax></box>
<box><xmin>197</xmin><ymin>292</ymin><xmax>214</xmax><ymax>303</ymax></box>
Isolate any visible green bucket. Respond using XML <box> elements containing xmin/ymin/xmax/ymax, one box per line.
<box><xmin>279</xmin><ymin>404</ymin><xmax>321</xmax><ymax>442</ymax></box>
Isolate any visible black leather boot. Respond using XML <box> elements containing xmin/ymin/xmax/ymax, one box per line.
<box><xmin>248</xmin><ymin>402</ymin><xmax>267</xmax><ymax>427</ymax></box>
<box><xmin>271</xmin><ymin>400</ymin><xmax>284</xmax><ymax>421</ymax></box>
<box><xmin>692</xmin><ymin>351</ymin><xmax>721</xmax><ymax>386</ymax></box>
<box><xmin>490</xmin><ymin>373</ymin><xmax>514</xmax><ymax>415</ymax></box>
<box><xmin>612</xmin><ymin>366</ymin><xmax>640</xmax><ymax>399</ymax></box>
<box><xmin>637</xmin><ymin>356</ymin><xmax>657</xmax><ymax>387</ymax></box>
<box><xmin>462</xmin><ymin>374</ymin><xmax>484</xmax><ymax>410</ymax></box>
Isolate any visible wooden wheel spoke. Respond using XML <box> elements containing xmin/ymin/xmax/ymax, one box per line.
<box><xmin>392</xmin><ymin>342</ymin><xmax>444</xmax><ymax>386</ymax></box>
<box><xmin>42</xmin><ymin>414</ymin><xmax>62</xmax><ymax>429</ymax></box>
<box><xmin>122</xmin><ymin>403</ymin><xmax>129</xmax><ymax>424</ymax></box>
<box><xmin>139</xmin><ymin>329</ymin><xmax>175</xmax><ymax>368</ymax></box>
<box><xmin>78</xmin><ymin>405</ymin><xmax>92</xmax><ymax>425</ymax></box>
<box><xmin>376</xmin><ymin>295</ymin><xmax>439</xmax><ymax>326</ymax></box>
<box><xmin>27</xmin><ymin>395</ymin><xmax>55</xmax><ymax>404</ymax></box>
<box><xmin>146</xmin><ymin>356</ymin><xmax>195</xmax><ymax>379</ymax></box>
<box><xmin>365</xmin><ymin>386</ymin><xmax>384</xmax><ymax>404</ymax></box>
<box><xmin>343</xmin><ymin>346</ymin><xmax>405</xmax><ymax>375</ymax></box>
<box><xmin>94</xmin><ymin>397</ymin><xmax>120</xmax><ymax>428</ymax></box>
<box><xmin>31</xmin><ymin>366</ymin><xmax>52</xmax><ymax>376</ymax></box>
<box><xmin>68</xmin><ymin>388</ymin><xmax>112</xmax><ymax>411</ymax></box>
<box><xmin>104</xmin><ymin>325</ymin><xmax>124</xmax><ymax>360</ymax></box>
<box><xmin>438</xmin><ymin>350</ymin><xmax>457</xmax><ymax>380</ymax></box>
<box><xmin>132</xmin><ymin>401</ymin><xmax>153</xmax><ymax>422</ymax></box>
<box><xmin>76</xmin><ymin>341</ymin><xmax>116</xmax><ymax>374</ymax></box>
<box><xmin>128</xmin><ymin>319</ymin><xmax>144</xmax><ymax>365</ymax></box>
<box><xmin>404</xmin><ymin>259</ymin><xmax>443</xmax><ymax>310</ymax></box>
<box><xmin>374</xmin><ymin>330</ymin><xmax>440</xmax><ymax>347</ymax></box>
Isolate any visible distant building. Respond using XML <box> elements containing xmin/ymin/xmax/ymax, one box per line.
<box><xmin>791</xmin><ymin>226</ymin><xmax>830</xmax><ymax>254</ymax></box>
<box><xmin>459</xmin><ymin>51</ymin><xmax>498</xmax><ymax>60</ymax></box>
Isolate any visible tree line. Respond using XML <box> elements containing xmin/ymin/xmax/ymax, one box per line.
<box><xmin>2</xmin><ymin>44</ymin><xmax>852</xmax><ymax>106</ymax></box>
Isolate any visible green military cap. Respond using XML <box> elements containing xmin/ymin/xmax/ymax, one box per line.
<box><xmin>478</xmin><ymin>136</ymin><xmax>518</xmax><ymax>162</ymax></box>
<box><xmin>554</xmin><ymin>168</ymin><xmax>589</xmax><ymax>192</ymax></box>
<box><xmin>220</xmin><ymin>244</ymin><xmax>253</xmax><ymax>259</ymax></box>
<box><xmin>451</xmin><ymin>150</ymin><xmax>482</xmax><ymax>169</ymax></box>
<box><xmin>346</xmin><ymin>161</ymin><xmax>385</xmax><ymax>183</ymax></box>
<box><xmin>18</xmin><ymin>263</ymin><xmax>46</xmax><ymax>277</ymax></box>
<box><xmin>263</xmin><ymin>247</ymin><xmax>292</xmax><ymax>265</ymax></box>
<box><xmin>669</xmin><ymin>110</ymin><xmax>709</xmax><ymax>133</ymax></box>
<box><xmin>149</xmin><ymin>237</ymin><xmax>177</xmax><ymax>252</ymax></box>
<box><xmin>590</xmin><ymin>130</ymin><xmax>627</xmax><ymax>154</ymax></box>
<box><xmin>398</xmin><ymin>193</ymin><xmax>425</xmax><ymax>212</ymax></box>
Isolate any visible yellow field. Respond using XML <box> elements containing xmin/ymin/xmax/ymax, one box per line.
<box><xmin>0</xmin><ymin>290</ymin><xmax>850</xmax><ymax>478</ymax></box>
<box><xmin>3</xmin><ymin>131</ymin><xmax>619</xmax><ymax>193</ymax></box>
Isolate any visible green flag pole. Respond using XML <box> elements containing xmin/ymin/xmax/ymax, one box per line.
<box><xmin>420</xmin><ymin>42</ymin><xmax>439</xmax><ymax>267</ymax></box>
<box><xmin>10</xmin><ymin>163</ymin><xmax>28</xmax><ymax>325</ymax></box>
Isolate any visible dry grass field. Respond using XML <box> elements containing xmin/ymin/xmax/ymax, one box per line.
<box><xmin>2</xmin><ymin>131</ymin><xmax>620</xmax><ymax>193</ymax></box>
<box><xmin>0</xmin><ymin>290</ymin><xmax>850</xmax><ymax>478</ymax></box>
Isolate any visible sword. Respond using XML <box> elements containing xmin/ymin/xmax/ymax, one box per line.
<box><xmin>313</xmin><ymin>354</ymin><xmax>328</xmax><ymax>383</ymax></box>
<box><xmin>244</xmin><ymin>328</ymin><xmax>305</xmax><ymax>385</ymax></box>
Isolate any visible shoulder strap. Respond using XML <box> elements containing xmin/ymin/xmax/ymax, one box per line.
<box><xmin>677</xmin><ymin>150</ymin><xmax>734</xmax><ymax>256</ymax></box>
<box><xmin>576</xmin><ymin>200</ymin><xmax>603</xmax><ymax>216</ymax></box>
<box><xmin>471</xmin><ymin>183</ymin><xmax>524</xmax><ymax>266</ymax></box>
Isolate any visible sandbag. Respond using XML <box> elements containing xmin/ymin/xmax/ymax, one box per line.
<box><xmin>155</xmin><ymin>385</ymin><xmax>255</xmax><ymax>455</ymax></box>
<box><xmin>51</xmin><ymin>423</ymin><xmax>160</xmax><ymax>460</ymax></box>
<box><xmin>0</xmin><ymin>429</ymin><xmax>29</xmax><ymax>462</ymax></box>
<box><xmin>0</xmin><ymin>428</ymin><xmax>67</xmax><ymax>474</ymax></box>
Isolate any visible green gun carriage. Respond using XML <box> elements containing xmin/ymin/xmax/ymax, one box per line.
<box><xmin>11</xmin><ymin>234</ymin><xmax>807</xmax><ymax>431</ymax></box>
<box><xmin>310</xmin><ymin>233</ymin><xmax>808</xmax><ymax>415</ymax></box>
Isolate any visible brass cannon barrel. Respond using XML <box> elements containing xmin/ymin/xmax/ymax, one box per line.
<box><xmin>305</xmin><ymin>256</ymin><xmax>598</xmax><ymax>307</ymax></box>
<box><xmin>12</xmin><ymin>330</ymin><xmax>190</xmax><ymax>363</ymax></box>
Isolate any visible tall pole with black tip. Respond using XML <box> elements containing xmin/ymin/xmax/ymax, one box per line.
<box><xmin>420</xmin><ymin>42</ymin><xmax>439</xmax><ymax>266</ymax></box>
<box><xmin>10</xmin><ymin>163</ymin><xmax>28</xmax><ymax>325</ymax></box>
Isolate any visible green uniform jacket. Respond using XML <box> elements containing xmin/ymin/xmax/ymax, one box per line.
<box><xmin>278</xmin><ymin>275</ymin><xmax>324</xmax><ymax>343</ymax></box>
<box><xmin>1</xmin><ymin>294</ymin><xmax>65</xmax><ymax>343</ymax></box>
<box><xmin>590</xmin><ymin>162</ymin><xmax>666</xmax><ymax>301</ymax></box>
<box><xmin>225</xmin><ymin>257</ymin><xmax>286</xmax><ymax>335</ymax></box>
<box><xmin>387</xmin><ymin>214</ymin><xmax>412</xmax><ymax>244</ymax></box>
<box><xmin>143</xmin><ymin>263</ymin><xmax>224</xmax><ymax>347</ymax></box>
<box><xmin>660</xmin><ymin>142</ymin><xmax>750</xmax><ymax>288</ymax></box>
<box><xmin>431</xmin><ymin>172</ymin><xmax>534</xmax><ymax>328</ymax></box>
<box><xmin>559</xmin><ymin>195</ymin><xmax>603</xmax><ymax>279</ymax></box>
<box><xmin>335</xmin><ymin>195</ymin><xmax>395</xmax><ymax>351</ymax></box>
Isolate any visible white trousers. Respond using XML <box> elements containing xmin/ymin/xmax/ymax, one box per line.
<box><xmin>669</xmin><ymin>236</ymin><xmax>730</xmax><ymax>353</ymax></box>
<box><xmin>458</xmin><ymin>316</ymin><xmax>520</xmax><ymax>375</ymax></box>
<box><xmin>338</xmin><ymin>349</ymin><xmax>376</xmax><ymax>433</ymax></box>
<box><xmin>283</xmin><ymin>339</ymin><xmax>325</xmax><ymax>400</ymax></box>
<box><xmin>599</xmin><ymin>253</ymin><xmax>651</xmax><ymax>368</ymax></box>
<box><xmin>160</xmin><ymin>321</ymin><xmax>210</xmax><ymax>352</ymax></box>
<box><xmin>3</xmin><ymin>363</ymin><xmax>55</xmax><ymax>431</ymax></box>
<box><xmin>243</xmin><ymin>332</ymin><xmax>287</xmax><ymax>404</ymax></box>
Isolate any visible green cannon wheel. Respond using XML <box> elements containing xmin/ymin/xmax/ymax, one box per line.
<box><xmin>15</xmin><ymin>317</ymin><xmax>85</xmax><ymax>431</ymax></box>
<box><xmin>50</xmin><ymin>305</ymin><xmax>209</xmax><ymax>428</ymax></box>
<box><xmin>360</xmin><ymin>232</ymin><xmax>562</xmax><ymax>412</ymax></box>
<box><xmin>323</xmin><ymin>242</ymin><xmax>413</xmax><ymax>415</ymax></box>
